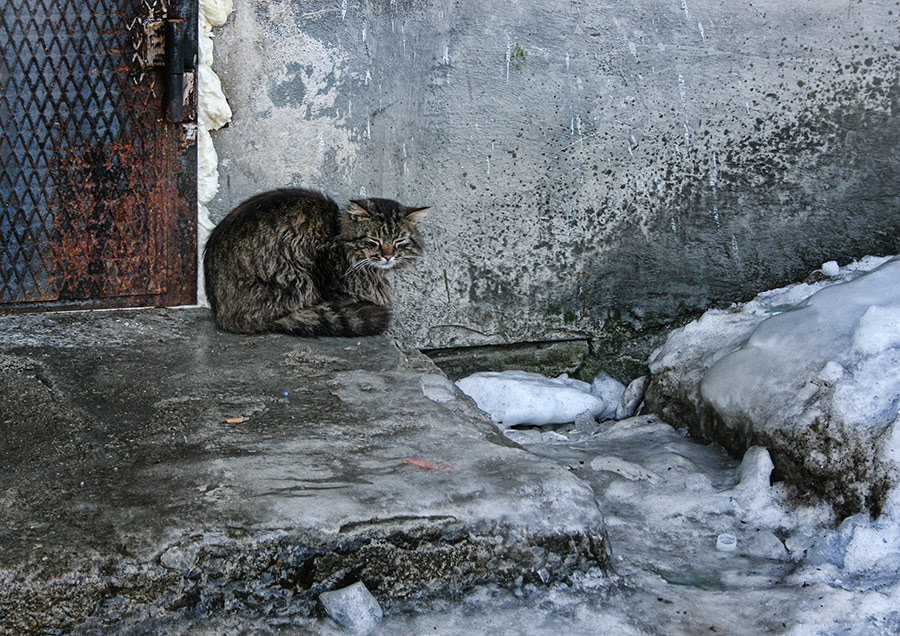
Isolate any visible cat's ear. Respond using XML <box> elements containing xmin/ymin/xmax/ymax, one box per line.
<box><xmin>347</xmin><ymin>200</ymin><xmax>371</xmax><ymax>219</ymax></box>
<box><xmin>405</xmin><ymin>206</ymin><xmax>429</xmax><ymax>224</ymax></box>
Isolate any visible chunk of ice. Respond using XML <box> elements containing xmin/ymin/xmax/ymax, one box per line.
<box><xmin>808</xmin><ymin>511</ymin><xmax>900</xmax><ymax>573</ymax></box>
<box><xmin>736</xmin><ymin>446</ymin><xmax>774</xmax><ymax>494</ymax></box>
<box><xmin>817</xmin><ymin>361</ymin><xmax>845</xmax><ymax>384</ymax></box>
<box><xmin>573</xmin><ymin>409</ymin><xmax>601</xmax><ymax>434</ymax></box>
<box><xmin>821</xmin><ymin>260</ymin><xmax>840</xmax><ymax>277</ymax></box>
<box><xmin>746</xmin><ymin>530</ymin><xmax>790</xmax><ymax>560</ymax></box>
<box><xmin>616</xmin><ymin>375</ymin><xmax>648</xmax><ymax>420</ymax></box>
<box><xmin>852</xmin><ymin>304</ymin><xmax>900</xmax><ymax>356</ymax></box>
<box><xmin>319</xmin><ymin>581</ymin><xmax>383</xmax><ymax>635</ymax></box>
<box><xmin>419</xmin><ymin>373</ymin><xmax>457</xmax><ymax>403</ymax></box>
<box><xmin>590</xmin><ymin>372</ymin><xmax>626</xmax><ymax>420</ymax></box>
<box><xmin>456</xmin><ymin>370</ymin><xmax>609</xmax><ymax>427</ymax></box>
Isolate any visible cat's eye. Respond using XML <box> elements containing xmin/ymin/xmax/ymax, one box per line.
<box><xmin>365</xmin><ymin>238</ymin><xmax>381</xmax><ymax>247</ymax></box>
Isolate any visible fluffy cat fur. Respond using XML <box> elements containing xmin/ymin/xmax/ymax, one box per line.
<box><xmin>203</xmin><ymin>188</ymin><xmax>427</xmax><ymax>336</ymax></box>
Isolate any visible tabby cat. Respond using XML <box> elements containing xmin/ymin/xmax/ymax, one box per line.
<box><xmin>203</xmin><ymin>188</ymin><xmax>427</xmax><ymax>336</ymax></box>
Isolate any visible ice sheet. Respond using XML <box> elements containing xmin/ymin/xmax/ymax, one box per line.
<box><xmin>372</xmin><ymin>413</ymin><xmax>899</xmax><ymax>634</ymax></box>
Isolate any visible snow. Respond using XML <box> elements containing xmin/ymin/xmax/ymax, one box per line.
<box><xmin>649</xmin><ymin>254</ymin><xmax>900</xmax><ymax>516</ymax></box>
<box><xmin>700</xmin><ymin>255</ymin><xmax>900</xmax><ymax>432</ymax></box>
<box><xmin>455</xmin><ymin>371</ymin><xmax>633</xmax><ymax>427</ymax></box>
<box><xmin>807</xmin><ymin>510</ymin><xmax>900</xmax><ymax>573</ymax></box>
<box><xmin>456</xmin><ymin>370</ymin><xmax>607</xmax><ymax>426</ymax></box>
<box><xmin>697</xmin><ymin>256</ymin><xmax>900</xmax><ymax>514</ymax></box>
<box><xmin>649</xmin><ymin>255</ymin><xmax>895</xmax><ymax>385</ymax></box>
<box><xmin>428</xmin><ymin>254</ymin><xmax>900</xmax><ymax>634</ymax></box>
<box><xmin>370</xmin><ymin>411</ymin><xmax>899</xmax><ymax>634</ymax></box>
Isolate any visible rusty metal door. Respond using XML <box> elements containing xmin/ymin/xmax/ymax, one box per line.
<box><xmin>0</xmin><ymin>0</ymin><xmax>197</xmax><ymax>312</ymax></box>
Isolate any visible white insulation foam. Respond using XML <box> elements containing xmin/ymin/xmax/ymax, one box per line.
<box><xmin>196</xmin><ymin>0</ymin><xmax>234</xmax><ymax>305</ymax></box>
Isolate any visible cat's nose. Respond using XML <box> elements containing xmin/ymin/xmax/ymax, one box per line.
<box><xmin>381</xmin><ymin>248</ymin><xmax>395</xmax><ymax>259</ymax></box>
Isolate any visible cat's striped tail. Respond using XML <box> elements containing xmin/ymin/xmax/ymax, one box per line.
<box><xmin>272</xmin><ymin>300</ymin><xmax>391</xmax><ymax>337</ymax></box>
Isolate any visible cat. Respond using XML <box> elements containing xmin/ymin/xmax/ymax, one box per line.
<box><xmin>203</xmin><ymin>188</ymin><xmax>428</xmax><ymax>336</ymax></box>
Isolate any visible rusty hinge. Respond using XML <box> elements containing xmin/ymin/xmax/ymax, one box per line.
<box><xmin>164</xmin><ymin>19</ymin><xmax>187</xmax><ymax>122</ymax></box>
<box><xmin>137</xmin><ymin>18</ymin><xmax>195</xmax><ymax>123</ymax></box>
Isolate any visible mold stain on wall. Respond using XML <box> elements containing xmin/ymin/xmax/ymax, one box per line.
<box><xmin>208</xmin><ymin>0</ymin><xmax>900</xmax><ymax>357</ymax></box>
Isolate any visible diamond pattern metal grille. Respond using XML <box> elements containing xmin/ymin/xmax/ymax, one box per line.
<box><xmin>1</xmin><ymin>0</ymin><xmax>191</xmax><ymax>307</ymax></box>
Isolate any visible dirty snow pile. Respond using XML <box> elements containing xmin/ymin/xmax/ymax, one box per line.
<box><xmin>648</xmin><ymin>255</ymin><xmax>900</xmax><ymax>518</ymax></box>
<box><xmin>445</xmin><ymin>255</ymin><xmax>900</xmax><ymax>635</ymax></box>
<box><xmin>700</xmin><ymin>254</ymin><xmax>900</xmax><ymax>442</ymax></box>
<box><xmin>455</xmin><ymin>370</ymin><xmax>647</xmax><ymax>427</ymax></box>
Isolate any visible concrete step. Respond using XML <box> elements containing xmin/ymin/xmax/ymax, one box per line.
<box><xmin>0</xmin><ymin>309</ymin><xmax>608</xmax><ymax>633</ymax></box>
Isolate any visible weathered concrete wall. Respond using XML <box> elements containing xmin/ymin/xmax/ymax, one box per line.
<box><xmin>208</xmin><ymin>0</ymin><xmax>900</xmax><ymax>354</ymax></box>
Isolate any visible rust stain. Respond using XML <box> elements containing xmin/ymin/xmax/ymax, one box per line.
<box><xmin>52</xmin><ymin>140</ymin><xmax>164</xmax><ymax>301</ymax></box>
<box><xmin>1</xmin><ymin>0</ymin><xmax>196</xmax><ymax>311</ymax></box>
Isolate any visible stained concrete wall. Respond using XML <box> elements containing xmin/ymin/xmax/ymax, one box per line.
<box><xmin>208</xmin><ymin>0</ymin><xmax>900</xmax><ymax>358</ymax></box>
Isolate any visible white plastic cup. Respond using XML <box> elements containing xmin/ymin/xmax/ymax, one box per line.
<box><xmin>716</xmin><ymin>533</ymin><xmax>737</xmax><ymax>552</ymax></box>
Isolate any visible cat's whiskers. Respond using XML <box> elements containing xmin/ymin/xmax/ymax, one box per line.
<box><xmin>343</xmin><ymin>258</ymin><xmax>373</xmax><ymax>278</ymax></box>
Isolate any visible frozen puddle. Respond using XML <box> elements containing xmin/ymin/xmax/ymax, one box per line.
<box><xmin>364</xmin><ymin>414</ymin><xmax>899</xmax><ymax>634</ymax></box>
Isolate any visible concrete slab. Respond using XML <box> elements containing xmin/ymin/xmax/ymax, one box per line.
<box><xmin>0</xmin><ymin>309</ymin><xmax>607</xmax><ymax>633</ymax></box>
